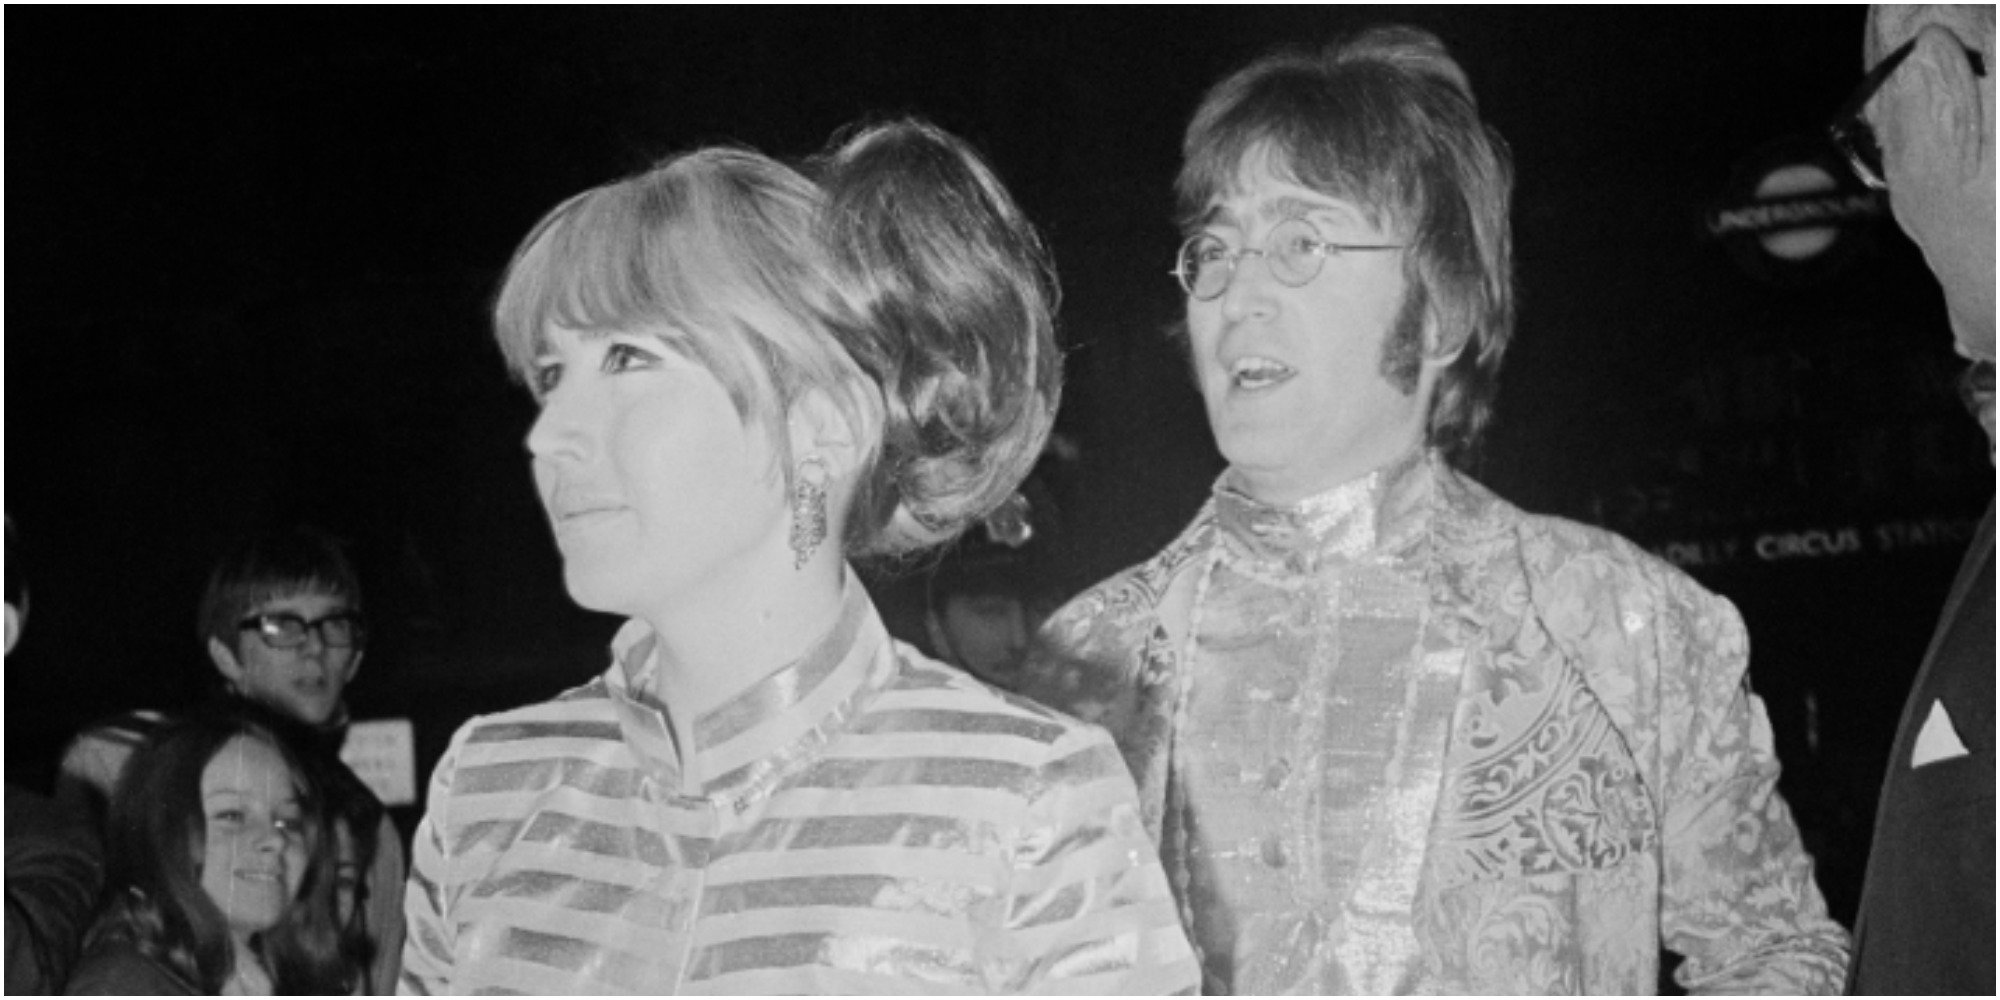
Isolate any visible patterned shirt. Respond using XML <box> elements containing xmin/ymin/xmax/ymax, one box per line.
<box><xmin>400</xmin><ymin>581</ymin><xmax>1198</xmax><ymax>995</ymax></box>
<box><xmin>1023</xmin><ymin>449</ymin><xmax>1850</xmax><ymax>993</ymax></box>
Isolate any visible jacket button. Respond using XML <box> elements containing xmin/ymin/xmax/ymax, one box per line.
<box><xmin>1260</xmin><ymin>836</ymin><xmax>1288</xmax><ymax>868</ymax></box>
<box><xmin>1264</xmin><ymin>759</ymin><xmax>1291</xmax><ymax>790</ymax></box>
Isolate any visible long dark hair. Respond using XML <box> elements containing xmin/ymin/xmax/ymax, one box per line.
<box><xmin>88</xmin><ymin>707</ymin><xmax>354</xmax><ymax>993</ymax></box>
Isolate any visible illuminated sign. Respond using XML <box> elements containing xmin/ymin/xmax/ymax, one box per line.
<box><xmin>1655</xmin><ymin>516</ymin><xmax>1978</xmax><ymax>569</ymax></box>
<box><xmin>340</xmin><ymin>717</ymin><xmax>418</xmax><ymax>807</ymax></box>
<box><xmin>1707</xmin><ymin>135</ymin><xmax>1888</xmax><ymax>285</ymax></box>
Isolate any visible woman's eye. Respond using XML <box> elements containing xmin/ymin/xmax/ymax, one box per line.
<box><xmin>211</xmin><ymin>808</ymin><xmax>245</xmax><ymax>825</ymax></box>
<box><xmin>530</xmin><ymin>361</ymin><xmax>563</xmax><ymax>397</ymax></box>
<box><xmin>603</xmin><ymin>341</ymin><xmax>659</xmax><ymax>373</ymax></box>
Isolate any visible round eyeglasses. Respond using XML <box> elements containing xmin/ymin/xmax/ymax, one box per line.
<box><xmin>238</xmin><ymin>610</ymin><xmax>365</xmax><ymax>650</ymax></box>
<box><xmin>1172</xmin><ymin>217</ymin><xmax>1402</xmax><ymax>301</ymax></box>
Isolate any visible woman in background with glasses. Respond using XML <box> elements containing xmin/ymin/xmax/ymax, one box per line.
<box><xmin>398</xmin><ymin>118</ymin><xmax>1197</xmax><ymax>994</ymax></box>
<box><xmin>55</xmin><ymin>526</ymin><xmax>404</xmax><ymax>993</ymax></box>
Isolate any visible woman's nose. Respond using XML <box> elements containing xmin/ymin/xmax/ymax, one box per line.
<box><xmin>253</xmin><ymin>819</ymin><xmax>287</xmax><ymax>854</ymax></box>
<box><xmin>526</xmin><ymin>388</ymin><xmax>589</xmax><ymax>462</ymax></box>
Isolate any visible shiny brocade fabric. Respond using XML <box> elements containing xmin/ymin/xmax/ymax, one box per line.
<box><xmin>1022</xmin><ymin>450</ymin><xmax>1851</xmax><ymax>994</ymax></box>
<box><xmin>400</xmin><ymin>581</ymin><xmax>1198</xmax><ymax>995</ymax></box>
<box><xmin>1173</xmin><ymin>452</ymin><xmax>1456</xmax><ymax>993</ymax></box>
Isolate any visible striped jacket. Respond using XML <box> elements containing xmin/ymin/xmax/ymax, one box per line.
<box><xmin>400</xmin><ymin>584</ymin><xmax>1198</xmax><ymax>994</ymax></box>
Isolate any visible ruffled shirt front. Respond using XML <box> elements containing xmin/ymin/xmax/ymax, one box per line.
<box><xmin>1172</xmin><ymin>448</ymin><xmax>1456</xmax><ymax>994</ymax></box>
<box><xmin>402</xmin><ymin>578</ymin><xmax>1198</xmax><ymax>995</ymax></box>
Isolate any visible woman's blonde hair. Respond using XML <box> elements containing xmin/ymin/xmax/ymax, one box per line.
<box><xmin>493</xmin><ymin>118</ymin><xmax>1059</xmax><ymax>556</ymax></box>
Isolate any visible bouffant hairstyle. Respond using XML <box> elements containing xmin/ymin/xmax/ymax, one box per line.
<box><xmin>492</xmin><ymin>117</ymin><xmax>1059</xmax><ymax>556</ymax></box>
<box><xmin>90</xmin><ymin>708</ymin><xmax>351</xmax><ymax>993</ymax></box>
<box><xmin>1177</xmin><ymin>25</ymin><xmax>1514</xmax><ymax>463</ymax></box>
<box><xmin>196</xmin><ymin>526</ymin><xmax>364</xmax><ymax>658</ymax></box>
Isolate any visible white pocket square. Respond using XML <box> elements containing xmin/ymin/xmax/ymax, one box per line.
<box><xmin>1910</xmin><ymin>700</ymin><xmax>1971</xmax><ymax>767</ymax></box>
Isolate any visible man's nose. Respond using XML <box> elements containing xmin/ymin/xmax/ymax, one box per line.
<box><xmin>297</xmin><ymin>626</ymin><xmax>327</xmax><ymax>656</ymax></box>
<box><xmin>1218</xmin><ymin>250</ymin><xmax>1278</xmax><ymax>322</ymax></box>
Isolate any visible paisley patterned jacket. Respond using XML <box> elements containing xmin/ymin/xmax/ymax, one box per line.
<box><xmin>1021</xmin><ymin>461</ymin><xmax>1850</xmax><ymax>994</ymax></box>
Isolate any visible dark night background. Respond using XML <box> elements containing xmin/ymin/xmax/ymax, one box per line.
<box><xmin>5</xmin><ymin>8</ymin><xmax>1991</xmax><ymax>929</ymax></box>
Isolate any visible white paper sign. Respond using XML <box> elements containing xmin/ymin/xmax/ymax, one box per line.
<box><xmin>339</xmin><ymin>717</ymin><xmax>417</xmax><ymax>807</ymax></box>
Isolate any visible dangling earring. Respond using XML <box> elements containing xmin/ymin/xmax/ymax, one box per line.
<box><xmin>789</xmin><ymin>455</ymin><xmax>830</xmax><ymax>570</ymax></box>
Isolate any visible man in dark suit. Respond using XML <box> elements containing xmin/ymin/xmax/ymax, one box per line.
<box><xmin>1835</xmin><ymin>6</ymin><xmax>1995</xmax><ymax>993</ymax></box>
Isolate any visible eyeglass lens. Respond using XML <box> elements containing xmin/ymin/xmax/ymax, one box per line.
<box><xmin>1177</xmin><ymin>218</ymin><xmax>1326</xmax><ymax>300</ymax></box>
<box><xmin>1829</xmin><ymin>41</ymin><xmax>1914</xmax><ymax>188</ymax></box>
<box><xmin>245</xmin><ymin>612</ymin><xmax>360</xmax><ymax>648</ymax></box>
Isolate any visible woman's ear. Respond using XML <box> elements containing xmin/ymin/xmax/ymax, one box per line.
<box><xmin>786</xmin><ymin>380</ymin><xmax>881</xmax><ymax>482</ymax></box>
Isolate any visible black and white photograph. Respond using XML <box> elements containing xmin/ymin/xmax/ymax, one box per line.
<box><xmin>6</xmin><ymin>7</ymin><xmax>1991</xmax><ymax>994</ymax></box>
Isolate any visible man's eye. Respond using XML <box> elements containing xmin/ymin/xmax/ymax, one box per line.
<box><xmin>1281</xmin><ymin>236</ymin><xmax>1327</xmax><ymax>259</ymax></box>
<box><xmin>1192</xmin><ymin>243</ymin><xmax>1231</xmax><ymax>266</ymax></box>
<box><xmin>261</xmin><ymin>614</ymin><xmax>305</xmax><ymax>635</ymax></box>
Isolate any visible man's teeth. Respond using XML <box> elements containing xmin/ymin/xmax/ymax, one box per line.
<box><xmin>1231</xmin><ymin>357</ymin><xmax>1295</xmax><ymax>388</ymax></box>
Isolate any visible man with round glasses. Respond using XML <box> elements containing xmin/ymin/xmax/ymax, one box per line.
<box><xmin>55</xmin><ymin>525</ymin><xmax>406</xmax><ymax>993</ymax></box>
<box><xmin>1024</xmin><ymin>24</ymin><xmax>1847</xmax><ymax>993</ymax></box>
<box><xmin>1842</xmin><ymin>6</ymin><xmax>1994</xmax><ymax>995</ymax></box>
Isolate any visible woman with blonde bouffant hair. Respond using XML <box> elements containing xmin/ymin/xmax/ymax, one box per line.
<box><xmin>399</xmin><ymin>118</ymin><xmax>1197</xmax><ymax>994</ymax></box>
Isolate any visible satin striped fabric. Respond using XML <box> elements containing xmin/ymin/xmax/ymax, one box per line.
<box><xmin>401</xmin><ymin>584</ymin><xmax>1197</xmax><ymax>995</ymax></box>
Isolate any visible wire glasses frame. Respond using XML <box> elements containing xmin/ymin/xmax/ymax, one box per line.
<box><xmin>1172</xmin><ymin>217</ymin><xmax>1402</xmax><ymax>301</ymax></box>
<box><xmin>1828</xmin><ymin>36</ymin><xmax>1988</xmax><ymax>190</ymax></box>
<box><xmin>238</xmin><ymin>610</ymin><xmax>365</xmax><ymax>649</ymax></box>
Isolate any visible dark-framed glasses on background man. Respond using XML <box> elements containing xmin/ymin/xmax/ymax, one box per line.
<box><xmin>1829</xmin><ymin>36</ymin><xmax>1987</xmax><ymax>190</ymax></box>
<box><xmin>1172</xmin><ymin>216</ymin><xmax>1402</xmax><ymax>301</ymax></box>
<box><xmin>239</xmin><ymin>610</ymin><xmax>365</xmax><ymax>649</ymax></box>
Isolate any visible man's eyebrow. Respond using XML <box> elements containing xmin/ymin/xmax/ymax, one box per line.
<box><xmin>1266</xmin><ymin>194</ymin><xmax>1374</xmax><ymax>230</ymax></box>
<box><xmin>1195</xmin><ymin>193</ymin><xmax>1363</xmax><ymax>233</ymax></box>
<box><xmin>1194</xmin><ymin>203</ymin><xmax>1238</xmax><ymax>231</ymax></box>
<box><xmin>1263</xmin><ymin>195</ymin><xmax>1336</xmax><ymax>221</ymax></box>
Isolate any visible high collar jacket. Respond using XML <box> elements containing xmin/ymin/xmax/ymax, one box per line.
<box><xmin>1022</xmin><ymin>455</ymin><xmax>1849</xmax><ymax>994</ymax></box>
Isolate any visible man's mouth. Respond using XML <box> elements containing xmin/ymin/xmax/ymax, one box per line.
<box><xmin>1228</xmin><ymin>355</ymin><xmax>1296</xmax><ymax>391</ymax></box>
